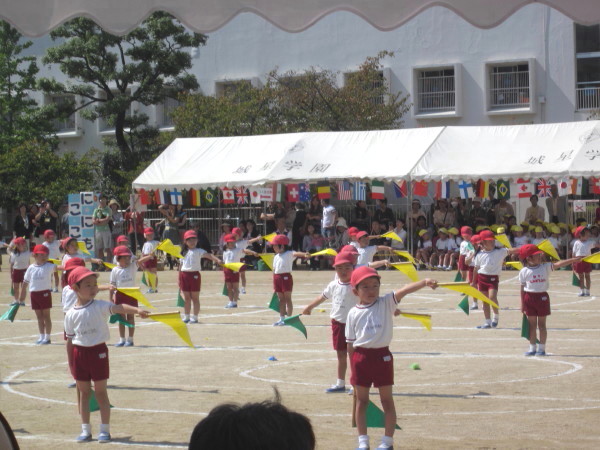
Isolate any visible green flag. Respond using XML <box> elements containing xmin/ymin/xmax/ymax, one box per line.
<box><xmin>222</xmin><ymin>284</ymin><xmax>228</xmax><ymax>296</ymax></box>
<box><xmin>203</xmin><ymin>188</ymin><xmax>217</xmax><ymax>207</ymax></box>
<box><xmin>454</xmin><ymin>271</ymin><xmax>464</xmax><ymax>282</ymax></box>
<box><xmin>521</xmin><ymin>314</ymin><xmax>539</xmax><ymax>343</ymax></box>
<box><xmin>0</xmin><ymin>304</ymin><xmax>19</xmax><ymax>322</ymax></box>
<box><xmin>496</xmin><ymin>180</ymin><xmax>510</xmax><ymax>200</ymax></box>
<box><xmin>89</xmin><ymin>389</ymin><xmax>114</xmax><ymax>412</ymax></box>
<box><xmin>572</xmin><ymin>273</ymin><xmax>580</xmax><ymax>287</ymax></box>
<box><xmin>268</xmin><ymin>293</ymin><xmax>280</xmax><ymax>312</ymax></box>
<box><xmin>10</xmin><ymin>285</ymin><xmax>14</xmax><ymax>296</ymax></box>
<box><xmin>141</xmin><ymin>272</ymin><xmax>147</xmax><ymax>286</ymax></box>
<box><xmin>176</xmin><ymin>290</ymin><xmax>185</xmax><ymax>307</ymax></box>
<box><xmin>283</xmin><ymin>314</ymin><xmax>307</xmax><ymax>339</ymax></box>
<box><xmin>353</xmin><ymin>400</ymin><xmax>401</xmax><ymax>429</ymax></box>
<box><xmin>457</xmin><ymin>296</ymin><xmax>469</xmax><ymax>316</ymax></box>
<box><xmin>109</xmin><ymin>314</ymin><xmax>134</xmax><ymax>328</ymax></box>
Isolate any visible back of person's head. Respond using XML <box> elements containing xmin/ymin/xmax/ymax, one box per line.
<box><xmin>189</xmin><ymin>393</ymin><xmax>315</xmax><ymax>450</ymax></box>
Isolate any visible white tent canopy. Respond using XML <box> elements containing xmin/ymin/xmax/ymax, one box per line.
<box><xmin>1</xmin><ymin>0</ymin><xmax>599</xmax><ymax>37</ymax></box>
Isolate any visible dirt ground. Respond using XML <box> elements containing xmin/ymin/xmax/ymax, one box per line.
<box><xmin>1</xmin><ymin>265</ymin><xmax>599</xmax><ymax>449</ymax></box>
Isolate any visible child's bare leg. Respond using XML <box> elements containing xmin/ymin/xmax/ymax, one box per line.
<box><xmin>241</xmin><ymin>271</ymin><xmax>246</xmax><ymax>288</ymax></box>
<box><xmin>191</xmin><ymin>292</ymin><xmax>200</xmax><ymax>315</ymax></box>
<box><xmin>538</xmin><ymin>316</ymin><xmax>547</xmax><ymax>344</ymax></box>
<box><xmin>355</xmin><ymin>385</ymin><xmax>370</xmax><ymax>436</ymax></box>
<box><xmin>94</xmin><ymin>379</ymin><xmax>111</xmax><ymax>426</ymax></box>
<box><xmin>53</xmin><ymin>271</ymin><xmax>59</xmax><ymax>290</ymax></box>
<box><xmin>231</xmin><ymin>283</ymin><xmax>239</xmax><ymax>302</ymax></box>
<box><xmin>490</xmin><ymin>290</ymin><xmax>499</xmax><ymax>316</ymax></box>
<box><xmin>183</xmin><ymin>292</ymin><xmax>192</xmax><ymax>315</ymax></box>
<box><xmin>150</xmin><ymin>268</ymin><xmax>158</xmax><ymax>290</ymax></box>
<box><xmin>43</xmin><ymin>309</ymin><xmax>52</xmax><ymax>335</ymax></box>
<box><xmin>527</xmin><ymin>316</ymin><xmax>538</xmax><ymax>345</ymax></box>
<box><xmin>77</xmin><ymin>381</ymin><xmax>92</xmax><ymax>424</ymax></box>
<box><xmin>378</xmin><ymin>385</ymin><xmax>397</xmax><ymax>438</ymax></box>
<box><xmin>578</xmin><ymin>273</ymin><xmax>585</xmax><ymax>289</ymax></box>
<box><xmin>118</xmin><ymin>322</ymin><xmax>125</xmax><ymax>339</ymax></box>
<box><xmin>12</xmin><ymin>282</ymin><xmax>20</xmax><ymax>302</ymax></box>
<box><xmin>284</xmin><ymin>291</ymin><xmax>293</xmax><ymax>316</ymax></box>
<box><xmin>584</xmin><ymin>273</ymin><xmax>591</xmax><ymax>290</ymax></box>
<box><xmin>127</xmin><ymin>314</ymin><xmax>135</xmax><ymax>337</ymax></box>
<box><xmin>337</xmin><ymin>350</ymin><xmax>348</xmax><ymax>380</ymax></box>
<box><xmin>226</xmin><ymin>282</ymin><xmax>235</xmax><ymax>302</ymax></box>
<box><xmin>34</xmin><ymin>310</ymin><xmax>44</xmax><ymax>334</ymax></box>
<box><xmin>277</xmin><ymin>292</ymin><xmax>286</xmax><ymax>318</ymax></box>
<box><xmin>19</xmin><ymin>284</ymin><xmax>26</xmax><ymax>303</ymax></box>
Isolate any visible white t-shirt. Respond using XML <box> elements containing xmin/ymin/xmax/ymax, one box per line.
<box><xmin>10</xmin><ymin>251</ymin><xmax>31</xmax><ymax>270</ymax></box>
<box><xmin>62</xmin><ymin>285</ymin><xmax>78</xmax><ymax>312</ymax></box>
<box><xmin>514</xmin><ymin>235</ymin><xmax>529</xmax><ymax>247</ymax></box>
<box><xmin>223</xmin><ymin>247</ymin><xmax>244</xmax><ymax>264</ymax></box>
<box><xmin>390</xmin><ymin>228</ymin><xmax>407</xmax><ymax>250</ymax></box>
<box><xmin>64</xmin><ymin>299</ymin><xmax>114</xmax><ymax>347</ymax></box>
<box><xmin>459</xmin><ymin>240</ymin><xmax>474</xmax><ymax>256</ymax></box>
<box><xmin>180</xmin><ymin>248</ymin><xmax>207</xmax><ymax>272</ymax></box>
<box><xmin>235</xmin><ymin>239</ymin><xmax>249</xmax><ymax>250</ymax></box>
<box><xmin>572</xmin><ymin>240</ymin><xmax>595</xmax><ymax>257</ymax></box>
<box><xmin>322</xmin><ymin>280</ymin><xmax>359</xmax><ymax>323</ymax></box>
<box><xmin>350</xmin><ymin>241</ymin><xmax>360</xmax><ymax>249</ymax></box>
<box><xmin>519</xmin><ymin>262</ymin><xmax>553</xmax><ymax>293</ymax></box>
<box><xmin>321</xmin><ymin>204</ymin><xmax>337</xmax><ymax>228</ymax></box>
<box><xmin>42</xmin><ymin>240</ymin><xmax>61</xmax><ymax>259</ymax></box>
<box><xmin>62</xmin><ymin>252</ymin><xmax>86</xmax><ymax>265</ymax></box>
<box><xmin>474</xmin><ymin>247</ymin><xmax>509</xmax><ymax>275</ymax></box>
<box><xmin>345</xmin><ymin>292</ymin><xmax>398</xmax><ymax>348</ymax></box>
<box><xmin>356</xmin><ymin>245</ymin><xmax>377</xmax><ymax>266</ymax></box>
<box><xmin>273</xmin><ymin>251</ymin><xmax>294</xmax><ymax>274</ymax></box>
<box><xmin>447</xmin><ymin>237</ymin><xmax>458</xmax><ymax>252</ymax></box>
<box><xmin>24</xmin><ymin>262</ymin><xmax>56</xmax><ymax>291</ymax></box>
<box><xmin>532</xmin><ymin>237</ymin><xmax>544</xmax><ymax>246</ymax></box>
<box><xmin>418</xmin><ymin>240</ymin><xmax>432</xmax><ymax>249</ymax></box>
<box><xmin>436</xmin><ymin>238</ymin><xmax>448</xmax><ymax>251</ymax></box>
<box><xmin>142</xmin><ymin>240</ymin><xmax>159</xmax><ymax>255</ymax></box>
<box><xmin>110</xmin><ymin>263</ymin><xmax>138</xmax><ymax>288</ymax></box>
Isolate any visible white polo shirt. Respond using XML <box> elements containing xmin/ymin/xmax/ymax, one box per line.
<box><xmin>223</xmin><ymin>247</ymin><xmax>244</xmax><ymax>264</ymax></box>
<box><xmin>474</xmin><ymin>247</ymin><xmax>509</xmax><ymax>275</ymax></box>
<box><xmin>273</xmin><ymin>251</ymin><xmax>294</xmax><ymax>274</ymax></box>
<box><xmin>142</xmin><ymin>240</ymin><xmax>159</xmax><ymax>255</ymax></box>
<box><xmin>62</xmin><ymin>285</ymin><xmax>79</xmax><ymax>312</ymax></box>
<box><xmin>356</xmin><ymin>245</ymin><xmax>377</xmax><ymax>267</ymax></box>
<box><xmin>345</xmin><ymin>292</ymin><xmax>398</xmax><ymax>348</ymax></box>
<box><xmin>64</xmin><ymin>299</ymin><xmax>114</xmax><ymax>347</ymax></box>
<box><xmin>10</xmin><ymin>251</ymin><xmax>31</xmax><ymax>270</ymax></box>
<box><xmin>436</xmin><ymin>238</ymin><xmax>449</xmax><ymax>251</ymax></box>
<box><xmin>24</xmin><ymin>262</ymin><xmax>56</xmax><ymax>291</ymax></box>
<box><xmin>109</xmin><ymin>262</ymin><xmax>138</xmax><ymax>288</ymax></box>
<box><xmin>572</xmin><ymin>240</ymin><xmax>595</xmax><ymax>257</ymax></box>
<box><xmin>514</xmin><ymin>236</ymin><xmax>529</xmax><ymax>247</ymax></box>
<box><xmin>42</xmin><ymin>240</ymin><xmax>61</xmax><ymax>259</ymax></box>
<box><xmin>519</xmin><ymin>262</ymin><xmax>553</xmax><ymax>293</ymax></box>
<box><xmin>322</xmin><ymin>280</ymin><xmax>359</xmax><ymax>323</ymax></box>
<box><xmin>180</xmin><ymin>248</ymin><xmax>207</xmax><ymax>272</ymax></box>
<box><xmin>62</xmin><ymin>251</ymin><xmax>86</xmax><ymax>265</ymax></box>
<box><xmin>321</xmin><ymin>204</ymin><xmax>337</xmax><ymax>228</ymax></box>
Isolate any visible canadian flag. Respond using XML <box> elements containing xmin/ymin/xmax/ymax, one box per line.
<box><xmin>515</xmin><ymin>178</ymin><xmax>533</xmax><ymax>198</ymax></box>
<box><xmin>221</xmin><ymin>187</ymin><xmax>235</xmax><ymax>204</ymax></box>
<box><xmin>591</xmin><ymin>177</ymin><xmax>600</xmax><ymax>195</ymax></box>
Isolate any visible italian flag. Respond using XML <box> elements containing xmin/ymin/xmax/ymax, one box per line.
<box><xmin>370</xmin><ymin>180</ymin><xmax>385</xmax><ymax>199</ymax></box>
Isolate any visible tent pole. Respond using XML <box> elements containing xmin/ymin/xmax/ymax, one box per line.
<box><xmin>408</xmin><ymin>179</ymin><xmax>413</xmax><ymax>256</ymax></box>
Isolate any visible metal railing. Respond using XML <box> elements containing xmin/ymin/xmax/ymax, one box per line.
<box><xmin>417</xmin><ymin>74</ymin><xmax>455</xmax><ymax>113</ymax></box>
<box><xmin>576</xmin><ymin>85</ymin><xmax>600</xmax><ymax>110</ymax></box>
<box><xmin>489</xmin><ymin>69</ymin><xmax>530</xmax><ymax>108</ymax></box>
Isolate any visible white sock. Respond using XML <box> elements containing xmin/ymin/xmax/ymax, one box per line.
<box><xmin>538</xmin><ymin>343</ymin><xmax>546</xmax><ymax>352</ymax></box>
<box><xmin>99</xmin><ymin>423</ymin><xmax>110</xmax><ymax>434</ymax></box>
<box><xmin>381</xmin><ymin>435</ymin><xmax>394</xmax><ymax>447</ymax></box>
<box><xmin>280</xmin><ymin>315</ymin><xmax>285</xmax><ymax>321</ymax></box>
<box><xmin>39</xmin><ymin>334</ymin><xmax>44</xmax><ymax>341</ymax></box>
<box><xmin>336</xmin><ymin>378</ymin><xmax>345</xmax><ymax>387</ymax></box>
<box><xmin>183</xmin><ymin>314</ymin><xmax>190</xmax><ymax>320</ymax></box>
<box><xmin>485</xmin><ymin>319</ymin><xmax>492</xmax><ymax>325</ymax></box>
<box><xmin>126</xmin><ymin>336</ymin><xmax>133</xmax><ymax>343</ymax></box>
<box><xmin>82</xmin><ymin>423</ymin><xmax>91</xmax><ymax>434</ymax></box>
<box><xmin>358</xmin><ymin>435</ymin><xmax>369</xmax><ymax>448</ymax></box>
<box><xmin>529</xmin><ymin>344</ymin><xmax>536</xmax><ymax>352</ymax></box>
<box><xmin>191</xmin><ymin>314</ymin><xmax>198</xmax><ymax>321</ymax></box>
<box><xmin>493</xmin><ymin>314</ymin><xmax>499</xmax><ymax>321</ymax></box>
<box><xmin>118</xmin><ymin>337</ymin><xmax>125</xmax><ymax>343</ymax></box>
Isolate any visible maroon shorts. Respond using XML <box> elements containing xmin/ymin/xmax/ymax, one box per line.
<box><xmin>71</xmin><ymin>343</ymin><xmax>109</xmax><ymax>382</ymax></box>
<box><xmin>477</xmin><ymin>273</ymin><xmax>499</xmax><ymax>294</ymax></box>
<box><xmin>114</xmin><ymin>290</ymin><xmax>138</xmax><ymax>307</ymax></box>
<box><xmin>143</xmin><ymin>256</ymin><xmax>158</xmax><ymax>270</ymax></box>
<box><xmin>331</xmin><ymin>319</ymin><xmax>347</xmax><ymax>351</ymax></box>
<box><xmin>574</xmin><ymin>261</ymin><xmax>592</xmax><ymax>274</ymax></box>
<box><xmin>350</xmin><ymin>346</ymin><xmax>394</xmax><ymax>388</ymax></box>
<box><xmin>467</xmin><ymin>266</ymin><xmax>475</xmax><ymax>283</ymax></box>
<box><xmin>179</xmin><ymin>271</ymin><xmax>201</xmax><ymax>292</ymax></box>
<box><xmin>523</xmin><ymin>291</ymin><xmax>551</xmax><ymax>317</ymax></box>
<box><xmin>11</xmin><ymin>269</ymin><xmax>26</xmax><ymax>283</ymax></box>
<box><xmin>31</xmin><ymin>290</ymin><xmax>52</xmax><ymax>310</ymax></box>
<box><xmin>458</xmin><ymin>255</ymin><xmax>468</xmax><ymax>271</ymax></box>
<box><xmin>223</xmin><ymin>268</ymin><xmax>240</xmax><ymax>283</ymax></box>
<box><xmin>273</xmin><ymin>273</ymin><xmax>293</xmax><ymax>293</ymax></box>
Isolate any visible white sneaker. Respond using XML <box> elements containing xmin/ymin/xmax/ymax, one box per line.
<box><xmin>578</xmin><ymin>291</ymin><xmax>585</xmax><ymax>297</ymax></box>
<box><xmin>273</xmin><ymin>319</ymin><xmax>285</xmax><ymax>326</ymax></box>
<box><xmin>240</xmin><ymin>287</ymin><xmax>246</xmax><ymax>294</ymax></box>
<box><xmin>347</xmin><ymin>386</ymin><xmax>354</xmax><ymax>395</ymax></box>
<box><xmin>225</xmin><ymin>301</ymin><xmax>237</xmax><ymax>309</ymax></box>
<box><xmin>189</xmin><ymin>317</ymin><xmax>198</xmax><ymax>324</ymax></box>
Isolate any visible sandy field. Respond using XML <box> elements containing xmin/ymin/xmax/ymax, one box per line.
<box><xmin>1</xmin><ymin>265</ymin><xmax>599</xmax><ymax>449</ymax></box>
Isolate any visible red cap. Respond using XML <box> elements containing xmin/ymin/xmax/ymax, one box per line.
<box><xmin>183</xmin><ymin>230</ymin><xmax>197</xmax><ymax>240</ymax></box>
<box><xmin>333</xmin><ymin>252</ymin><xmax>355</xmax><ymax>267</ymax></box>
<box><xmin>116</xmin><ymin>235</ymin><xmax>129</xmax><ymax>243</ymax></box>
<box><xmin>232</xmin><ymin>227</ymin><xmax>242</xmax><ymax>235</ymax></box>
<box><xmin>271</xmin><ymin>234</ymin><xmax>289</xmax><ymax>246</ymax></box>
<box><xmin>356</xmin><ymin>231</ymin><xmax>369</xmax><ymax>240</ymax></box>
<box><xmin>43</xmin><ymin>229</ymin><xmax>56</xmax><ymax>238</ymax></box>
<box><xmin>479</xmin><ymin>230</ymin><xmax>495</xmax><ymax>241</ymax></box>
<box><xmin>224</xmin><ymin>233</ymin><xmax>237</xmax><ymax>243</ymax></box>
<box><xmin>13</xmin><ymin>237</ymin><xmax>26</xmax><ymax>246</ymax></box>
<box><xmin>144</xmin><ymin>227</ymin><xmax>154</xmax><ymax>234</ymax></box>
<box><xmin>64</xmin><ymin>257</ymin><xmax>85</xmax><ymax>271</ymax></box>
<box><xmin>61</xmin><ymin>237</ymin><xmax>76</xmax><ymax>249</ymax></box>
<box><xmin>350</xmin><ymin>266</ymin><xmax>381</xmax><ymax>288</ymax></box>
<box><xmin>348</xmin><ymin>227</ymin><xmax>359</xmax><ymax>236</ymax></box>
<box><xmin>68</xmin><ymin>266</ymin><xmax>98</xmax><ymax>287</ymax></box>
<box><xmin>33</xmin><ymin>244</ymin><xmax>49</xmax><ymax>255</ymax></box>
<box><xmin>519</xmin><ymin>244</ymin><xmax>543</xmax><ymax>260</ymax></box>
<box><xmin>340</xmin><ymin>244</ymin><xmax>359</xmax><ymax>255</ymax></box>
<box><xmin>460</xmin><ymin>226</ymin><xmax>473</xmax><ymax>236</ymax></box>
<box><xmin>113</xmin><ymin>245</ymin><xmax>132</xmax><ymax>257</ymax></box>
<box><xmin>573</xmin><ymin>226</ymin><xmax>585</xmax><ymax>239</ymax></box>
<box><xmin>471</xmin><ymin>235</ymin><xmax>482</xmax><ymax>245</ymax></box>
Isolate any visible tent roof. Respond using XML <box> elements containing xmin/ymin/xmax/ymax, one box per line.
<box><xmin>2</xmin><ymin>0</ymin><xmax>599</xmax><ymax>37</ymax></box>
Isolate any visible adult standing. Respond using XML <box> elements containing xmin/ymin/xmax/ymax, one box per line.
<box><xmin>352</xmin><ymin>200</ymin><xmax>371</xmax><ymax>231</ymax></box>
<box><xmin>320</xmin><ymin>198</ymin><xmax>337</xmax><ymax>246</ymax></box>
<box><xmin>408</xmin><ymin>199</ymin><xmax>426</xmax><ymax>228</ymax></box>
<box><xmin>108</xmin><ymin>199</ymin><xmax>124</xmax><ymax>244</ymax></box>
<box><xmin>306</xmin><ymin>196</ymin><xmax>323</xmax><ymax>233</ymax></box>
<box><xmin>373</xmin><ymin>198</ymin><xmax>395</xmax><ymax>229</ymax></box>
<box><xmin>35</xmin><ymin>200</ymin><xmax>58</xmax><ymax>238</ymax></box>
<box><xmin>524</xmin><ymin>195</ymin><xmax>545</xmax><ymax>224</ymax></box>
<box><xmin>291</xmin><ymin>202</ymin><xmax>307</xmax><ymax>251</ymax></box>
<box><xmin>158</xmin><ymin>204</ymin><xmax>181</xmax><ymax>245</ymax></box>
<box><xmin>92</xmin><ymin>195</ymin><xmax>113</xmax><ymax>262</ymax></box>
<box><xmin>466</xmin><ymin>198</ymin><xmax>487</xmax><ymax>228</ymax></box>
<box><xmin>124</xmin><ymin>204</ymin><xmax>145</xmax><ymax>252</ymax></box>
<box><xmin>13</xmin><ymin>203</ymin><xmax>34</xmax><ymax>242</ymax></box>
<box><xmin>29</xmin><ymin>204</ymin><xmax>41</xmax><ymax>244</ymax></box>
<box><xmin>546</xmin><ymin>185</ymin><xmax>568</xmax><ymax>224</ymax></box>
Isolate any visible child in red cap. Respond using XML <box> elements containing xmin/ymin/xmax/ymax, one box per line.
<box><xmin>141</xmin><ymin>227</ymin><xmax>159</xmax><ymax>293</ymax></box>
<box><xmin>518</xmin><ymin>244</ymin><xmax>580</xmax><ymax>356</ymax></box>
<box><xmin>65</xmin><ymin>266</ymin><xmax>149</xmax><ymax>443</ymax></box>
<box><xmin>572</xmin><ymin>226</ymin><xmax>599</xmax><ymax>296</ymax></box>
<box><xmin>222</xmin><ymin>233</ymin><xmax>259</xmax><ymax>308</ymax></box>
<box><xmin>42</xmin><ymin>229</ymin><xmax>61</xmax><ymax>292</ymax></box>
<box><xmin>303</xmin><ymin>252</ymin><xmax>358</xmax><ymax>393</ymax></box>
<box><xmin>8</xmin><ymin>237</ymin><xmax>30</xmax><ymax>306</ymax></box>
<box><xmin>23</xmin><ymin>244</ymin><xmax>56</xmax><ymax>344</ymax></box>
<box><xmin>355</xmin><ymin>231</ymin><xmax>391</xmax><ymax>269</ymax></box>
<box><xmin>346</xmin><ymin>266</ymin><xmax>438</xmax><ymax>450</ymax></box>
<box><xmin>230</xmin><ymin>226</ymin><xmax>262</xmax><ymax>294</ymax></box>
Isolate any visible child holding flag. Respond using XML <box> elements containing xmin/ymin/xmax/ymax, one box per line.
<box><xmin>222</xmin><ymin>233</ymin><xmax>258</xmax><ymax>308</ymax></box>
<box><xmin>9</xmin><ymin>237</ymin><xmax>30</xmax><ymax>306</ymax></box>
<box><xmin>42</xmin><ymin>229</ymin><xmax>61</xmax><ymax>292</ymax></box>
<box><xmin>303</xmin><ymin>252</ymin><xmax>358</xmax><ymax>393</ymax></box>
<box><xmin>572</xmin><ymin>226</ymin><xmax>599</xmax><ymax>296</ymax></box>
<box><xmin>519</xmin><ymin>244</ymin><xmax>580</xmax><ymax>356</ymax></box>
<box><xmin>346</xmin><ymin>266</ymin><xmax>438</xmax><ymax>450</ymax></box>
<box><xmin>355</xmin><ymin>231</ymin><xmax>391</xmax><ymax>269</ymax></box>
<box><xmin>65</xmin><ymin>266</ymin><xmax>149</xmax><ymax>443</ymax></box>
<box><xmin>231</xmin><ymin>226</ymin><xmax>262</xmax><ymax>294</ymax></box>
<box><xmin>141</xmin><ymin>227</ymin><xmax>159</xmax><ymax>293</ymax></box>
<box><xmin>59</xmin><ymin>237</ymin><xmax>102</xmax><ymax>287</ymax></box>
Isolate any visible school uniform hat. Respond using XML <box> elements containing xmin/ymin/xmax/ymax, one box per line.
<box><xmin>496</xmin><ymin>227</ymin><xmax>505</xmax><ymax>234</ymax></box>
<box><xmin>271</xmin><ymin>234</ymin><xmax>289</xmax><ymax>246</ymax></box>
<box><xmin>511</xmin><ymin>225</ymin><xmax>523</xmax><ymax>232</ymax></box>
<box><xmin>438</xmin><ymin>227</ymin><xmax>448</xmax><ymax>235</ymax></box>
<box><xmin>534</xmin><ymin>226</ymin><xmax>544</xmax><ymax>233</ymax></box>
<box><xmin>333</xmin><ymin>252</ymin><xmax>355</xmax><ymax>267</ymax></box>
<box><xmin>116</xmin><ymin>235</ymin><xmax>129</xmax><ymax>243</ymax></box>
<box><xmin>60</xmin><ymin>237</ymin><xmax>76</xmax><ymax>249</ymax></box>
<box><xmin>479</xmin><ymin>230</ymin><xmax>495</xmax><ymax>241</ymax></box>
<box><xmin>418</xmin><ymin>229</ymin><xmax>428</xmax><ymax>237</ymax></box>
<box><xmin>183</xmin><ymin>230</ymin><xmax>198</xmax><ymax>240</ymax></box>
<box><xmin>336</xmin><ymin>217</ymin><xmax>348</xmax><ymax>229</ymax></box>
<box><xmin>490</xmin><ymin>224</ymin><xmax>499</xmax><ymax>233</ymax></box>
<box><xmin>356</xmin><ymin>231</ymin><xmax>369</xmax><ymax>240</ymax></box>
<box><xmin>13</xmin><ymin>237</ymin><xmax>27</xmax><ymax>246</ymax></box>
<box><xmin>224</xmin><ymin>233</ymin><xmax>237</xmax><ymax>243</ymax></box>
<box><xmin>113</xmin><ymin>245</ymin><xmax>132</xmax><ymax>257</ymax></box>
<box><xmin>471</xmin><ymin>235</ymin><xmax>482</xmax><ymax>245</ymax></box>
<box><xmin>520</xmin><ymin>221</ymin><xmax>529</xmax><ymax>227</ymax></box>
<box><xmin>448</xmin><ymin>227</ymin><xmax>459</xmax><ymax>235</ymax></box>
<box><xmin>460</xmin><ymin>226</ymin><xmax>473</xmax><ymax>236</ymax></box>
<box><xmin>573</xmin><ymin>226</ymin><xmax>585</xmax><ymax>238</ymax></box>
<box><xmin>43</xmin><ymin>229</ymin><xmax>56</xmax><ymax>237</ymax></box>
<box><xmin>340</xmin><ymin>245</ymin><xmax>359</xmax><ymax>254</ymax></box>
<box><xmin>475</xmin><ymin>226</ymin><xmax>486</xmax><ymax>232</ymax></box>
<box><xmin>347</xmin><ymin>227</ymin><xmax>359</xmax><ymax>236</ymax></box>
<box><xmin>64</xmin><ymin>257</ymin><xmax>85</xmax><ymax>271</ymax></box>
<box><xmin>350</xmin><ymin>266</ymin><xmax>381</xmax><ymax>288</ymax></box>
<box><xmin>68</xmin><ymin>266</ymin><xmax>98</xmax><ymax>287</ymax></box>
<box><xmin>231</xmin><ymin>227</ymin><xmax>242</xmax><ymax>235</ymax></box>
<box><xmin>32</xmin><ymin>244</ymin><xmax>49</xmax><ymax>255</ymax></box>
<box><xmin>143</xmin><ymin>227</ymin><xmax>154</xmax><ymax>234</ymax></box>
<box><xmin>558</xmin><ymin>222</ymin><xmax>568</xmax><ymax>230</ymax></box>
<box><xmin>519</xmin><ymin>244</ymin><xmax>543</xmax><ymax>260</ymax></box>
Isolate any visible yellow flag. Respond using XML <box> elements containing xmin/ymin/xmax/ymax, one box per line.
<box><xmin>48</xmin><ymin>258</ymin><xmax>61</xmax><ymax>265</ymax></box>
<box><xmin>400</xmin><ymin>312</ymin><xmax>431</xmax><ymax>331</ymax></box>
<box><xmin>583</xmin><ymin>253</ymin><xmax>600</xmax><ymax>264</ymax></box>
<box><xmin>505</xmin><ymin>261</ymin><xmax>524</xmax><ymax>271</ymax></box>
<box><xmin>103</xmin><ymin>261</ymin><xmax>117</xmax><ymax>270</ymax></box>
<box><xmin>157</xmin><ymin>239</ymin><xmax>184</xmax><ymax>259</ymax></box>
<box><xmin>77</xmin><ymin>241</ymin><xmax>91</xmax><ymax>255</ymax></box>
<box><xmin>148</xmin><ymin>311</ymin><xmax>194</xmax><ymax>348</ymax></box>
<box><xmin>259</xmin><ymin>253</ymin><xmax>275</xmax><ymax>270</ymax></box>
<box><xmin>144</xmin><ymin>271</ymin><xmax>157</xmax><ymax>289</ymax></box>
<box><xmin>222</xmin><ymin>262</ymin><xmax>246</xmax><ymax>272</ymax></box>
<box><xmin>381</xmin><ymin>231</ymin><xmax>403</xmax><ymax>243</ymax></box>
<box><xmin>116</xmin><ymin>288</ymin><xmax>155</xmax><ymax>309</ymax></box>
<box><xmin>394</xmin><ymin>251</ymin><xmax>416</xmax><ymax>264</ymax></box>
<box><xmin>437</xmin><ymin>282</ymin><xmax>499</xmax><ymax>309</ymax></box>
<box><xmin>390</xmin><ymin>262</ymin><xmax>419</xmax><ymax>282</ymax></box>
<box><xmin>262</xmin><ymin>233</ymin><xmax>277</xmax><ymax>242</ymax></box>
<box><xmin>495</xmin><ymin>234</ymin><xmax>512</xmax><ymax>249</ymax></box>
<box><xmin>536</xmin><ymin>239</ymin><xmax>559</xmax><ymax>261</ymax></box>
<box><xmin>310</xmin><ymin>248</ymin><xmax>338</xmax><ymax>257</ymax></box>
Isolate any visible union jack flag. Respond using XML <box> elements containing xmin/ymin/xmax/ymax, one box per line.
<box><xmin>235</xmin><ymin>186</ymin><xmax>249</xmax><ymax>205</ymax></box>
<box><xmin>337</xmin><ymin>181</ymin><xmax>352</xmax><ymax>200</ymax></box>
<box><xmin>536</xmin><ymin>178</ymin><xmax>552</xmax><ymax>197</ymax></box>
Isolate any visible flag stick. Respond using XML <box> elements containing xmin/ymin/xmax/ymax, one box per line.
<box><xmin>147</xmin><ymin>310</ymin><xmax>181</xmax><ymax>317</ymax></box>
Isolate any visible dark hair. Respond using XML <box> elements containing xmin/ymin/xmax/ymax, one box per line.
<box><xmin>378</xmin><ymin>198</ymin><xmax>387</xmax><ymax>205</ymax></box>
<box><xmin>575</xmin><ymin>217</ymin><xmax>586</xmax><ymax>225</ymax></box>
<box><xmin>321</xmin><ymin>198</ymin><xmax>330</xmax><ymax>205</ymax></box>
<box><xmin>530</xmin><ymin>194</ymin><xmax>538</xmax><ymax>201</ymax></box>
<box><xmin>189</xmin><ymin>391</ymin><xmax>315</xmax><ymax>450</ymax></box>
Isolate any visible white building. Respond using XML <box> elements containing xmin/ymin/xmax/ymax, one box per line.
<box><xmin>26</xmin><ymin>4</ymin><xmax>600</xmax><ymax>155</ymax></box>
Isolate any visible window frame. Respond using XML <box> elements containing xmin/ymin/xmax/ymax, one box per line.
<box><xmin>412</xmin><ymin>63</ymin><xmax>462</xmax><ymax>119</ymax></box>
<box><xmin>484</xmin><ymin>58</ymin><xmax>536</xmax><ymax>115</ymax></box>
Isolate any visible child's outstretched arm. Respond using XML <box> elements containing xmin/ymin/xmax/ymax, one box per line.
<box><xmin>302</xmin><ymin>294</ymin><xmax>326</xmax><ymax>315</ymax></box>
<box><xmin>243</xmin><ymin>249</ymin><xmax>259</xmax><ymax>257</ymax></box>
<box><xmin>112</xmin><ymin>304</ymin><xmax>150</xmax><ymax>318</ymax></box>
<box><xmin>293</xmin><ymin>251</ymin><xmax>311</xmax><ymax>259</ymax></box>
<box><xmin>204</xmin><ymin>253</ymin><xmax>223</xmax><ymax>266</ymax></box>
<box><xmin>393</xmin><ymin>278</ymin><xmax>437</xmax><ymax>301</ymax></box>
<box><xmin>553</xmin><ymin>256</ymin><xmax>581</xmax><ymax>270</ymax></box>
<box><xmin>376</xmin><ymin>245</ymin><xmax>392</xmax><ymax>252</ymax></box>
<box><xmin>135</xmin><ymin>254</ymin><xmax>155</xmax><ymax>266</ymax></box>
<box><xmin>247</xmin><ymin>236</ymin><xmax>263</xmax><ymax>245</ymax></box>
<box><xmin>369</xmin><ymin>259</ymin><xmax>389</xmax><ymax>269</ymax></box>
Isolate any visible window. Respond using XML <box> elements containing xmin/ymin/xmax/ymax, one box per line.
<box><xmin>485</xmin><ymin>59</ymin><xmax>535</xmax><ymax>114</ymax></box>
<box><xmin>413</xmin><ymin>65</ymin><xmax>462</xmax><ymax>117</ymax></box>
<box><xmin>344</xmin><ymin>69</ymin><xmax>390</xmax><ymax>105</ymax></box>
<box><xmin>97</xmin><ymin>88</ymin><xmax>133</xmax><ymax>134</ymax></box>
<box><xmin>157</xmin><ymin>96</ymin><xmax>180</xmax><ymax>129</ymax></box>
<box><xmin>48</xmin><ymin>95</ymin><xmax>77</xmax><ymax>134</ymax></box>
<box><xmin>215</xmin><ymin>80</ymin><xmax>252</xmax><ymax>98</ymax></box>
<box><xmin>575</xmin><ymin>24</ymin><xmax>600</xmax><ymax>111</ymax></box>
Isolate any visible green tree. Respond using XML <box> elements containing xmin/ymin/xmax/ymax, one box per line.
<box><xmin>39</xmin><ymin>12</ymin><xmax>206</xmax><ymax>170</ymax></box>
<box><xmin>0</xmin><ymin>21</ymin><xmax>57</xmax><ymax>153</ymax></box>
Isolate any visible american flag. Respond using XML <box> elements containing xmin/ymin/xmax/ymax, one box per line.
<box><xmin>337</xmin><ymin>181</ymin><xmax>352</xmax><ymax>200</ymax></box>
<box><xmin>536</xmin><ymin>178</ymin><xmax>552</xmax><ymax>197</ymax></box>
<box><xmin>353</xmin><ymin>182</ymin><xmax>367</xmax><ymax>201</ymax></box>
<box><xmin>235</xmin><ymin>186</ymin><xmax>249</xmax><ymax>205</ymax></box>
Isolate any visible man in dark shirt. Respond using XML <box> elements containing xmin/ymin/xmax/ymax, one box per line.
<box><xmin>373</xmin><ymin>198</ymin><xmax>395</xmax><ymax>229</ymax></box>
